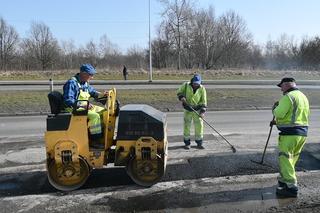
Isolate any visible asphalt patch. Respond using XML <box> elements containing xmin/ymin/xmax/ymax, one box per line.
<box><xmin>0</xmin><ymin>144</ymin><xmax>319</xmax><ymax>197</ymax></box>
<box><xmin>96</xmin><ymin>185</ymin><xmax>276</xmax><ymax>212</ymax></box>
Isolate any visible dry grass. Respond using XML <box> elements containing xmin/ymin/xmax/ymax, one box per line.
<box><xmin>0</xmin><ymin>88</ymin><xmax>319</xmax><ymax>115</ymax></box>
<box><xmin>1</xmin><ymin>69</ymin><xmax>320</xmax><ymax>81</ymax></box>
<box><xmin>1</xmin><ymin>69</ymin><xmax>319</xmax><ymax>114</ymax></box>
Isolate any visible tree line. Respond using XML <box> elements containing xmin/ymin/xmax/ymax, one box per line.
<box><xmin>1</xmin><ymin>0</ymin><xmax>320</xmax><ymax>71</ymax></box>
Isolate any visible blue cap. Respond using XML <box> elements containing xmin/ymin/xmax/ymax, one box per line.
<box><xmin>192</xmin><ymin>74</ymin><xmax>202</xmax><ymax>84</ymax></box>
<box><xmin>80</xmin><ymin>64</ymin><xmax>96</xmax><ymax>75</ymax></box>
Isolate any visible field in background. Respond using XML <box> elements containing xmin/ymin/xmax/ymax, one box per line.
<box><xmin>1</xmin><ymin>69</ymin><xmax>320</xmax><ymax>81</ymax></box>
<box><xmin>1</xmin><ymin>69</ymin><xmax>319</xmax><ymax>115</ymax></box>
<box><xmin>1</xmin><ymin>88</ymin><xmax>319</xmax><ymax>115</ymax></box>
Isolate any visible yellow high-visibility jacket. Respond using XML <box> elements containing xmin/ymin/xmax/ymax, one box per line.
<box><xmin>177</xmin><ymin>82</ymin><xmax>207</xmax><ymax>112</ymax></box>
<box><xmin>273</xmin><ymin>88</ymin><xmax>310</xmax><ymax>136</ymax></box>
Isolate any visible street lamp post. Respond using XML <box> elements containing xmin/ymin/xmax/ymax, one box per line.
<box><xmin>149</xmin><ymin>0</ymin><xmax>153</xmax><ymax>82</ymax></box>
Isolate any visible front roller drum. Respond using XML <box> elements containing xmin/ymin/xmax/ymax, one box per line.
<box><xmin>47</xmin><ymin>157</ymin><xmax>90</xmax><ymax>191</ymax></box>
<box><xmin>126</xmin><ymin>150</ymin><xmax>167</xmax><ymax>187</ymax></box>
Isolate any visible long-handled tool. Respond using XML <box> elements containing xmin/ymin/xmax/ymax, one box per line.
<box><xmin>251</xmin><ymin>116</ymin><xmax>275</xmax><ymax>165</ymax></box>
<box><xmin>187</xmin><ymin>105</ymin><xmax>237</xmax><ymax>153</ymax></box>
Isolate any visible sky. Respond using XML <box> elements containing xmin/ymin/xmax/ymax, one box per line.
<box><xmin>1</xmin><ymin>0</ymin><xmax>320</xmax><ymax>52</ymax></box>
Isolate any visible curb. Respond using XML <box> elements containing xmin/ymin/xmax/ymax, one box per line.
<box><xmin>1</xmin><ymin>106</ymin><xmax>319</xmax><ymax>117</ymax></box>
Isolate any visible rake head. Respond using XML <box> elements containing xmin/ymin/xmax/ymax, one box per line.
<box><xmin>231</xmin><ymin>146</ymin><xmax>237</xmax><ymax>153</ymax></box>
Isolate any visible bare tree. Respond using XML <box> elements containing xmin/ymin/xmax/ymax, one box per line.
<box><xmin>190</xmin><ymin>6</ymin><xmax>216</xmax><ymax>69</ymax></box>
<box><xmin>99</xmin><ymin>34</ymin><xmax>121</xmax><ymax>68</ymax></box>
<box><xmin>18</xmin><ymin>41</ymin><xmax>37</xmax><ymax>70</ymax></box>
<box><xmin>23</xmin><ymin>22</ymin><xmax>59</xmax><ymax>70</ymax></box>
<box><xmin>277</xmin><ymin>34</ymin><xmax>298</xmax><ymax>69</ymax></box>
<box><xmin>247</xmin><ymin>44</ymin><xmax>263</xmax><ymax>69</ymax></box>
<box><xmin>264</xmin><ymin>34</ymin><xmax>298</xmax><ymax>70</ymax></box>
<box><xmin>126</xmin><ymin>45</ymin><xmax>145</xmax><ymax>68</ymax></box>
<box><xmin>299</xmin><ymin>36</ymin><xmax>320</xmax><ymax>70</ymax></box>
<box><xmin>0</xmin><ymin>17</ymin><xmax>19</xmax><ymax>70</ymax></box>
<box><xmin>60</xmin><ymin>39</ymin><xmax>76</xmax><ymax>69</ymax></box>
<box><xmin>151</xmin><ymin>25</ymin><xmax>173</xmax><ymax>69</ymax></box>
<box><xmin>99</xmin><ymin>34</ymin><xmax>119</xmax><ymax>57</ymax></box>
<box><xmin>159</xmin><ymin>0</ymin><xmax>194</xmax><ymax>69</ymax></box>
<box><xmin>152</xmin><ymin>38</ymin><xmax>171</xmax><ymax>69</ymax></box>
<box><xmin>84</xmin><ymin>40</ymin><xmax>99</xmax><ymax>66</ymax></box>
<box><xmin>214</xmin><ymin>10</ymin><xmax>252</xmax><ymax>68</ymax></box>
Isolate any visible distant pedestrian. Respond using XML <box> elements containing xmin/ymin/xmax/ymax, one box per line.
<box><xmin>122</xmin><ymin>65</ymin><xmax>128</xmax><ymax>80</ymax></box>
<box><xmin>271</xmin><ymin>77</ymin><xmax>310</xmax><ymax>198</ymax></box>
<box><xmin>177</xmin><ymin>73</ymin><xmax>207</xmax><ymax>149</ymax></box>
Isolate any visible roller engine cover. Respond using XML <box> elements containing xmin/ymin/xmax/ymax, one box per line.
<box><xmin>116</xmin><ymin>104</ymin><xmax>166</xmax><ymax>141</ymax></box>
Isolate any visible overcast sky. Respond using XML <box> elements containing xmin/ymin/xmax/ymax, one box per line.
<box><xmin>1</xmin><ymin>0</ymin><xmax>319</xmax><ymax>52</ymax></box>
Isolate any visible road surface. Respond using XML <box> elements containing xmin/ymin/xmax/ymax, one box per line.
<box><xmin>1</xmin><ymin>110</ymin><xmax>320</xmax><ymax>212</ymax></box>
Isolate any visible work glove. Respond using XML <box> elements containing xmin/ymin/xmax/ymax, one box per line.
<box><xmin>182</xmin><ymin>102</ymin><xmax>193</xmax><ymax>111</ymax></box>
<box><xmin>103</xmin><ymin>90</ymin><xmax>109</xmax><ymax>97</ymax></box>
<box><xmin>88</xmin><ymin>103</ymin><xmax>94</xmax><ymax>110</ymax></box>
<box><xmin>199</xmin><ymin>107</ymin><xmax>206</xmax><ymax>118</ymax></box>
<box><xmin>272</xmin><ymin>101</ymin><xmax>279</xmax><ymax>110</ymax></box>
<box><xmin>96</xmin><ymin>91</ymin><xmax>109</xmax><ymax>105</ymax></box>
<box><xmin>180</xmin><ymin>97</ymin><xmax>187</xmax><ymax>103</ymax></box>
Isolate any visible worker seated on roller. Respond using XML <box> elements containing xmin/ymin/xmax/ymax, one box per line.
<box><xmin>63</xmin><ymin>63</ymin><xmax>108</xmax><ymax>148</ymax></box>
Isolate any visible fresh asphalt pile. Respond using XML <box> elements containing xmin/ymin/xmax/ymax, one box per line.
<box><xmin>1</xmin><ymin>132</ymin><xmax>320</xmax><ymax>197</ymax></box>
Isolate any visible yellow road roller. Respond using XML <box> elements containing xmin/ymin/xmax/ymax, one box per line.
<box><xmin>45</xmin><ymin>88</ymin><xmax>168</xmax><ymax>191</ymax></box>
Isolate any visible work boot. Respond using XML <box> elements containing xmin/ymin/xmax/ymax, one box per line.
<box><xmin>196</xmin><ymin>144</ymin><xmax>205</xmax><ymax>149</ymax></box>
<box><xmin>184</xmin><ymin>145</ymin><xmax>191</xmax><ymax>150</ymax></box>
<box><xmin>278</xmin><ymin>180</ymin><xmax>286</xmax><ymax>188</ymax></box>
<box><xmin>195</xmin><ymin>140</ymin><xmax>204</xmax><ymax>149</ymax></box>
<box><xmin>184</xmin><ymin>139</ymin><xmax>191</xmax><ymax>149</ymax></box>
<box><xmin>276</xmin><ymin>185</ymin><xmax>298</xmax><ymax>198</ymax></box>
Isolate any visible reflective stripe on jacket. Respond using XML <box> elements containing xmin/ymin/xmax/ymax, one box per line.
<box><xmin>273</xmin><ymin>88</ymin><xmax>310</xmax><ymax>136</ymax></box>
<box><xmin>177</xmin><ymin>82</ymin><xmax>207</xmax><ymax>112</ymax></box>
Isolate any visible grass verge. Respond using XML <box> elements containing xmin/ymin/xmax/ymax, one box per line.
<box><xmin>0</xmin><ymin>89</ymin><xmax>318</xmax><ymax>115</ymax></box>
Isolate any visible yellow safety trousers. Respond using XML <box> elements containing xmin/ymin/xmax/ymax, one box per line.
<box><xmin>183</xmin><ymin>110</ymin><xmax>203</xmax><ymax>141</ymax></box>
<box><xmin>278</xmin><ymin>135</ymin><xmax>306</xmax><ymax>187</ymax></box>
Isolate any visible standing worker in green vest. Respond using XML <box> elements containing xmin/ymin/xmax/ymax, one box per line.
<box><xmin>177</xmin><ymin>74</ymin><xmax>207</xmax><ymax>149</ymax></box>
<box><xmin>63</xmin><ymin>64</ymin><xmax>108</xmax><ymax>148</ymax></box>
<box><xmin>271</xmin><ymin>77</ymin><xmax>310</xmax><ymax>198</ymax></box>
